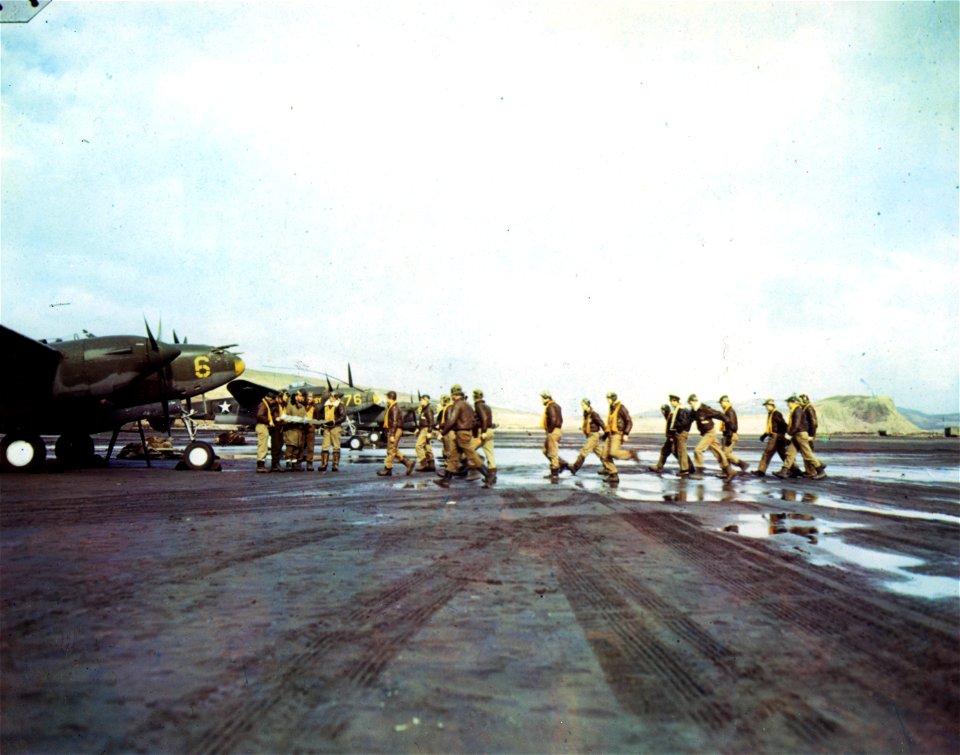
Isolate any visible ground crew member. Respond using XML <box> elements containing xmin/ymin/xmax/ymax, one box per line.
<box><xmin>541</xmin><ymin>391</ymin><xmax>568</xmax><ymax>481</ymax></box>
<box><xmin>255</xmin><ymin>392</ymin><xmax>275</xmax><ymax>473</ymax></box>
<box><xmin>800</xmin><ymin>394</ymin><xmax>819</xmax><ymax>450</ymax></box>
<box><xmin>472</xmin><ymin>389</ymin><xmax>496</xmax><ymax>483</ymax></box>
<box><xmin>378</xmin><ymin>390</ymin><xmax>415</xmax><ymax>476</ymax></box>
<box><xmin>600</xmin><ymin>391</ymin><xmax>638</xmax><ymax>482</ymax></box>
<box><xmin>266</xmin><ymin>391</ymin><xmax>283</xmax><ymax>472</ymax></box>
<box><xmin>283</xmin><ymin>389</ymin><xmax>308</xmax><ymax>471</ymax></box>
<box><xmin>434</xmin><ymin>385</ymin><xmax>493</xmax><ymax>488</ymax></box>
<box><xmin>302</xmin><ymin>392</ymin><xmax>319</xmax><ymax>470</ymax></box>
<box><xmin>569</xmin><ymin>398</ymin><xmax>605</xmax><ymax>475</ymax></box>
<box><xmin>414</xmin><ymin>394</ymin><xmax>436</xmax><ymax>472</ymax></box>
<box><xmin>719</xmin><ymin>395</ymin><xmax>750</xmax><ymax>473</ymax></box>
<box><xmin>668</xmin><ymin>394</ymin><xmax>695</xmax><ymax>476</ymax></box>
<box><xmin>777</xmin><ymin>395</ymin><xmax>826</xmax><ymax>479</ymax></box>
<box><xmin>319</xmin><ymin>390</ymin><xmax>346</xmax><ymax>472</ymax></box>
<box><xmin>688</xmin><ymin>394</ymin><xmax>735</xmax><ymax>481</ymax></box>
<box><xmin>649</xmin><ymin>403</ymin><xmax>694</xmax><ymax>473</ymax></box>
<box><xmin>754</xmin><ymin>398</ymin><xmax>789</xmax><ymax>476</ymax></box>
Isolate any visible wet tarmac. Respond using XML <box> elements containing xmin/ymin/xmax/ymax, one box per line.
<box><xmin>1</xmin><ymin>431</ymin><xmax>958</xmax><ymax>753</ymax></box>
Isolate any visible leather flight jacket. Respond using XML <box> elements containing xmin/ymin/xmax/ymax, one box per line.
<box><xmin>441</xmin><ymin>398</ymin><xmax>477</xmax><ymax>434</ymax></box>
<box><xmin>544</xmin><ymin>401</ymin><xmax>563</xmax><ymax>433</ymax></box>
<box><xmin>582</xmin><ymin>409</ymin><xmax>604</xmax><ymax>434</ymax></box>
<box><xmin>692</xmin><ymin>404</ymin><xmax>725</xmax><ymax>434</ymax></box>
<box><xmin>607</xmin><ymin>403</ymin><xmax>633</xmax><ymax>435</ymax></box>
<box><xmin>417</xmin><ymin>405</ymin><xmax>435</xmax><ymax>430</ymax></box>
<box><xmin>474</xmin><ymin>400</ymin><xmax>494</xmax><ymax>435</ymax></box>
<box><xmin>787</xmin><ymin>405</ymin><xmax>810</xmax><ymax>436</ymax></box>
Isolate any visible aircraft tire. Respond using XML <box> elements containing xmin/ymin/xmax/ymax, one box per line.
<box><xmin>368</xmin><ymin>430</ymin><xmax>382</xmax><ymax>446</ymax></box>
<box><xmin>55</xmin><ymin>433</ymin><xmax>96</xmax><ymax>467</ymax></box>
<box><xmin>182</xmin><ymin>440</ymin><xmax>216</xmax><ymax>471</ymax></box>
<box><xmin>1</xmin><ymin>434</ymin><xmax>47</xmax><ymax>473</ymax></box>
<box><xmin>348</xmin><ymin>436</ymin><xmax>364</xmax><ymax>451</ymax></box>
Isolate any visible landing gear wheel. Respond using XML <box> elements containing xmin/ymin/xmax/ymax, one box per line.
<box><xmin>1</xmin><ymin>434</ymin><xmax>47</xmax><ymax>472</ymax></box>
<box><xmin>182</xmin><ymin>440</ymin><xmax>216</xmax><ymax>470</ymax></box>
<box><xmin>348</xmin><ymin>436</ymin><xmax>364</xmax><ymax>451</ymax></box>
<box><xmin>368</xmin><ymin>430</ymin><xmax>381</xmax><ymax>446</ymax></box>
<box><xmin>55</xmin><ymin>433</ymin><xmax>95</xmax><ymax>467</ymax></box>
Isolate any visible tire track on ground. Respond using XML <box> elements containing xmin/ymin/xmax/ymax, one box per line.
<box><xmin>181</xmin><ymin>527</ymin><xmax>507</xmax><ymax>754</ymax></box>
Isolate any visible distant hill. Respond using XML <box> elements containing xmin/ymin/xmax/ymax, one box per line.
<box><xmin>897</xmin><ymin>407</ymin><xmax>960</xmax><ymax>432</ymax></box>
<box><xmin>816</xmin><ymin>395</ymin><xmax>922</xmax><ymax>434</ymax></box>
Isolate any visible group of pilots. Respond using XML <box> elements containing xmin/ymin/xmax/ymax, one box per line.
<box><xmin>253</xmin><ymin>386</ymin><xmax>826</xmax><ymax>486</ymax></box>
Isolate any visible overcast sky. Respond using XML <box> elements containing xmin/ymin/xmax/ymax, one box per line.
<box><xmin>2</xmin><ymin>1</ymin><xmax>957</xmax><ymax>414</ymax></box>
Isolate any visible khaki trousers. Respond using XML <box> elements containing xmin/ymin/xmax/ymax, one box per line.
<box><xmin>415</xmin><ymin>428</ymin><xmax>434</xmax><ymax>463</ymax></box>
<box><xmin>472</xmin><ymin>430</ymin><xmax>496</xmax><ymax>468</ymax></box>
<box><xmin>321</xmin><ymin>426</ymin><xmax>341</xmax><ymax>452</ymax></box>
<box><xmin>303</xmin><ymin>427</ymin><xmax>316</xmax><ymax>462</ymax></box>
<box><xmin>757</xmin><ymin>433</ymin><xmax>788</xmax><ymax>473</ymax></box>
<box><xmin>722</xmin><ymin>432</ymin><xmax>742</xmax><ymax>466</ymax></box>
<box><xmin>256</xmin><ymin>423</ymin><xmax>270</xmax><ymax>462</ymax></box>
<box><xmin>543</xmin><ymin>428</ymin><xmax>562</xmax><ymax>471</ymax></box>
<box><xmin>601</xmin><ymin>432</ymin><xmax>632</xmax><ymax>474</ymax></box>
<box><xmin>578</xmin><ymin>431</ymin><xmax>604</xmax><ymax>462</ymax></box>
<box><xmin>446</xmin><ymin>430</ymin><xmax>484</xmax><ymax>474</ymax></box>
<box><xmin>284</xmin><ymin>428</ymin><xmax>303</xmax><ymax>461</ymax></box>
<box><xmin>673</xmin><ymin>431</ymin><xmax>691</xmax><ymax>472</ymax></box>
<box><xmin>383</xmin><ymin>429</ymin><xmax>407</xmax><ymax>469</ymax></box>
<box><xmin>783</xmin><ymin>432</ymin><xmax>821</xmax><ymax>475</ymax></box>
<box><xmin>694</xmin><ymin>428</ymin><xmax>726</xmax><ymax>469</ymax></box>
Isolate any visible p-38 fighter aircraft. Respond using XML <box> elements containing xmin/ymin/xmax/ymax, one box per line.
<box><xmin>0</xmin><ymin>323</ymin><xmax>245</xmax><ymax>471</ymax></box>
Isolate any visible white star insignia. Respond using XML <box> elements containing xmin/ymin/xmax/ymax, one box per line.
<box><xmin>218</xmin><ymin>401</ymin><xmax>233</xmax><ymax>414</ymax></box>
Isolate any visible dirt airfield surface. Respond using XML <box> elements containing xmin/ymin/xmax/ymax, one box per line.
<box><xmin>1</xmin><ymin>432</ymin><xmax>958</xmax><ymax>754</ymax></box>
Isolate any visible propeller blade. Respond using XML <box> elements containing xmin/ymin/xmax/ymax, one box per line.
<box><xmin>173</xmin><ymin>329</ymin><xmax>180</xmax><ymax>344</ymax></box>
<box><xmin>327</xmin><ymin>376</ymin><xmax>333</xmax><ymax>392</ymax></box>
<box><xmin>144</xmin><ymin>318</ymin><xmax>159</xmax><ymax>352</ymax></box>
<box><xmin>157</xmin><ymin>316</ymin><xmax>163</xmax><ymax>343</ymax></box>
<box><xmin>348</xmin><ymin>363</ymin><xmax>354</xmax><ymax>387</ymax></box>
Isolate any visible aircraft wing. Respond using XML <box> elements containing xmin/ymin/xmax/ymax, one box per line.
<box><xmin>0</xmin><ymin>325</ymin><xmax>63</xmax><ymax>399</ymax></box>
<box><xmin>226</xmin><ymin>379</ymin><xmax>273</xmax><ymax>409</ymax></box>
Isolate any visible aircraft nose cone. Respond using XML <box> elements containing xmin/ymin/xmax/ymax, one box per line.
<box><xmin>234</xmin><ymin>357</ymin><xmax>245</xmax><ymax>377</ymax></box>
<box><xmin>158</xmin><ymin>344</ymin><xmax>182</xmax><ymax>366</ymax></box>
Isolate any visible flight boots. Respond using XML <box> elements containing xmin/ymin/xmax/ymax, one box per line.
<box><xmin>318</xmin><ymin>451</ymin><xmax>329</xmax><ymax>472</ymax></box>
<box><xmin>723</xmin><ymin>465</ymin><xmax>737</xmax><ymax>482</ymax></box>
<box><xmin>256</xmin><ymin>461</ymin><xmax>268</xmax><ymax>473</ymax></box>
<box><xmin>568</xmin><ymin>455</ymin><xmax>585</xmax><ymax>475</ymax></box>
<box><xmin>690</xmin><ymin>467</ymin><xmax>705</xmax><ymax>480</ymax></box>
<box><xmin>305</xmin><ymin>461</ymin><xmax>313</xmax><ymax>471</ymax></box>
<box><xmin>433</xmin><ymin>472</ymin><xmax>452</xmax><ymax>488</ymax></box>
<box><xmin>545</xmin><ymin>467</ymin><xmax>560</xmax><ymax>482</ymax></box>
<box><xmin>486</xmin><ymin>467</ymin><xmax>497</xmax><ymax>485</ymax></box>
<box><xmin>331</xmin><ymin>451</ymin><xmax>340</xmax><ymax>472</ymax></box>
<box><xmin>377</xmin><ymin>467</ymin><xmax>392</xmax><ymax>477</ymax></box>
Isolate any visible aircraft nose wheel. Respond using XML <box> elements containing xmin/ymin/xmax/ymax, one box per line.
<box><xmin>182</xmin><ymin>440</ymin><xmax>216</xmax><ymax>470</ymax></box>
<box><xmin>55</xmin><ymin>433</ymin><xmax>96</xmax><ymax>468</ymax></box>
<box><xmin>348</xmin><ymin>436</ymin><xmax>364</xmax><ymax>451</ymax></box>
<box><xmin>1</xmin><ymin>434</ymin><xmax>47</xmax><ymax>472</ymax></box>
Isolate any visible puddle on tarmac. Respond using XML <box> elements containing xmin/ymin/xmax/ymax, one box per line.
<box><xmin>721</xmin><ymin>512</ymin><xmax>827</xmax><ymax>544</ymax></box>
<box><xmin>721</xmin><ymin>513</ymin><xmax>958</xmax><ymax>600</ymax></box>
<box><xmin>808</xmin><ymin>538</ymin><xmax>960</xmax><ymax>600</ymax></box>
<box><xmin>767</xmin><ymin>489</ymin><xmax>960</xmax><ymax>526</ymax></box>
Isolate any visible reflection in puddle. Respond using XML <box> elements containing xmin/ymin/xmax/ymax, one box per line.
<box><xmin>722</xmin><ymin>513</ymin><xmax>821</xmax><ymax>543</ymax></box>
<box><xmin>768</xmin><ymin>490</ymin><xmax>960</xmax><ymax>526</ymax></box>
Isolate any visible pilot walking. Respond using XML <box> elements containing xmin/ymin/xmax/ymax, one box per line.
<box><xmin>255</xmin><ymin>393</ymin><xmax>276</xmax><ymax>473</ymax></box>
<box><xmin>600</xmin><ymin>391</ymin><xmax>639</xmax><ymax>483</ymax></box>
<box><xmin>272</xmin><ymin>391</ymin><xmax>290</xmax><ymax>472</ymax></box>
<box><xmin>541</xmin><ymin>391</ymin><xmax>569</xmax><ymax>482</ymax></box>
<box><xmin>649</xmin><ymin>403</ymin><xmax>694</xmax><ymax>474</ymax></box>
<box><xmin>688</xmin><ymin>394</ymin><xmax>735</xmax><ymax>481</ymax></box>
<box><xmin>434</xmin><ymin>385</ymin><xmax>493</xmax><ymax>488</ymax></box>
<box><xmin>414</xmin><ymin>394</ymin><xmax>436</xmax><ymax>472</ymax></box>
<box><xmin>719</xmin><ymin>395</ymin><xmax>750</xmax><ymax>474</ymax></box>
<box><xmin>800</xmin><ymin>394</ymin><xmax>819</xmax><ymax>450</ymax></box>
<box><xmin>754</xmin><ymin>398</ymin><xmax>789</xmax><ymax>476</ymax></box>
<box><xmin>378</xmin><ymin>391</ymin><xmax>415</xmax><ymax>477</ymax></box>
<box><xmin>568</xmin><ymin>398</ymin><xmax>605</xmax><ymax>475</ymax></box>
<box><xmin>319</xmin><ymin>391</ymin><xmax>346</xmax><ymax>472</ymax></box>
<box><xmin>668</xmin><ymin>394</ymin><xmax>695</xmax><ymax>477</ymax></box>
<box><xmin>472</xmin><ymin>389</ymin><xmax>496</xmax><ymax>483</ymax></box>
<box><xmin>777</xmin><ymin>395</ymin><xmax>826</xmax><ymax>479</ymax></box>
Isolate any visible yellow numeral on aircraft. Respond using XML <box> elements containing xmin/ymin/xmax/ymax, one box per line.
<box><xmin>194</xmin><ymin>355</ymin><xmax>211</xmax><ymax>379</ymax></box>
